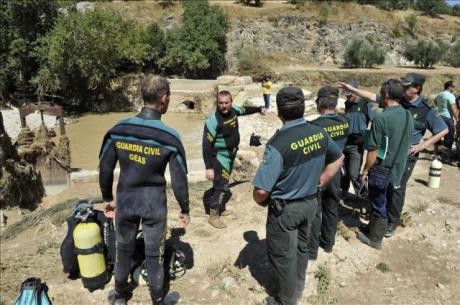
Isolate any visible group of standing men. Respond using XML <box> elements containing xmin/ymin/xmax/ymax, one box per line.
<box><xmin>98</xmin><ymin>73</ymin><xmax>449</xmax><ymax>305</ymax></box>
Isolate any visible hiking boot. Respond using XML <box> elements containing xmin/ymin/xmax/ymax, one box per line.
<box><xmin>208</xmin><ymin>209</ymin><xmax>227</xmax><ymax>229</ymax></box>
<box><xmin>356</xmin><ymin>215</ymin><xmax>387</xmax><ymax>250</ymax></box>
<box><xmin>384</xmin><ymin>223</ymin><xmax>398</xmax><ymax>238</ymax></box>
<box><xmin>220</xmin><ymin>209</ymin><xmax>234</xmax><ymax>217</ymax></box>
<box><xmin>107</xmin><ymin>290</ymin><xmax>127</xmax><ymax>305</ymax></box>
<box><xmin>320</xmin><ymin>243</ymin><xmax>333</xmax><ymax>253</ymax></box>
<box><xmin>264</xmin><ymin>296</ymin><xmax>282</xmax><ymax>305</ymax></box>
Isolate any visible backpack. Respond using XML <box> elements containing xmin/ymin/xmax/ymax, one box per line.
<box><xmin>13</xmin><ymin>277</ymin><xmax>52</xmax><ymax>305</ymax></box>
<box><xmin>60</xmin><ymin>199</ymin><xmax>116</xmax><ymax>290</ymax></box>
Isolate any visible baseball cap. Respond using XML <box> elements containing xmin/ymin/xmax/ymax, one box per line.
<box><xmin>276</xmin><ymin>86</ymin><xmax>305</xmax><ymax>107</ymax></box>
<box><xmin>345</xmin><ymin>80</ymin><xmax>358</xmax><ymax>96</ymax></box>
<box><xmin>317</xmin><ymin>86</ymin><xmax>339</xmax><ymax>103</ymax></box>
<box><xmin>401</xmin><ymin>73</ymin><xmax>425</xmax><ymax>87</ymax></box>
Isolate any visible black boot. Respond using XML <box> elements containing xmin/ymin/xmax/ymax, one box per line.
<box><xmin>384</xmin><ymin>222</ymin><xmax>398</xmax><ymax>238</ymax></box>
<box><xmin>356</xmin><ymin>215</ymin><xmax>387</xmax><ymax>250</ymax></box>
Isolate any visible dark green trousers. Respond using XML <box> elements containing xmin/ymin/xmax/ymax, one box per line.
<box><xmin>266</xmin><ymin>198</ymin><xmax>318</xmax><ymax>305</ymax></box>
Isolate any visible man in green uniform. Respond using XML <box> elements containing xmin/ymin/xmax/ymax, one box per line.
<box><xmin>203</xmin><ymin>90</ymin><xmax>265</xmax><ymax>229</ymax></box>
<box><xmin>252</xmin><ymin>87</ymin><xmax>344</xmax><ymax>305</ymax></box>
<box><xmin>341</xmin><ymin>80</ymin><xmax>376</xmax><ymax>197</ymax></box>
<box><xmin>355</xmin><ymin>79</ymin><xmax>413</xmax><ymax>249</ymax></box>
<box><xmin>338</xmin><ymin>73</ymin><xmax>448</xmax><ymax>238</ymax></box>
<box><xmin>307</xmin><ymin>86</ymin><xmax>350</xmax><ymax>259</ymax></box>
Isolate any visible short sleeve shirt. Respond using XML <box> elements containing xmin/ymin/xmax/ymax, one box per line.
<box><xmin>404</xmin><ymin>97</ymin><xmax>447</xmax><ymax>145</ymax></box>
<box><xmin>435</xmin><ymin>91</ymin><xmax>456</xmax><ymax>119</ymax></box>
<box><xmin>253</xmin><ymin>118</ymin><xmax>342</xmax><ymax>200</ymax></box>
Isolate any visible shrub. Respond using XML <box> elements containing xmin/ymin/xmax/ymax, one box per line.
<box><xmin>319</xmin><ymin>2</ymin><xmax>329</xmax><ymax>25</ymax></box>
<box><xmin>415</xmin><ymin>0</ymin><xmax>451</xmax><ymax>17</ymax></box>
<box><xmin>453</xmin><ymin>4</ymin><xmax>460</xmax><ymax>17</ymax></box>
<box><xmin>404</xmin><ymin>40</ymin><xmax>446</xmax><ymax>68</ymax></box>
<box><xmin>343</xmin><ymin>39</ymin><xmax>385</xmax><ymax>68</ymax></box>
<box><xmin>160</xmin><ymin>0</ymin><xmax>229</xmax><ymax>78</ymax></box>
<box><xmin>236</xmin><ymin>46</ymin><xmax>273</xmax><ymax>82</ymax></box>
<box><xmin>447</xmin><ymin>42</ymin><xmax>460</xmax><ymax>67</ymax></box>
<box><xmin>33</xmin><ymin>8</ymin><xmax>151</xmax><ymax>110</ymax></box>
<box><xmin>405</xmin><ymin>14</ymin><xmax>417</xmax><ymax>38</ymax></box>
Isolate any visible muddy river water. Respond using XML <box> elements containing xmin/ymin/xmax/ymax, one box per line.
<box><xmin>66</xmin><ymin>112</ymin><xmax>206</xmax><ymax>170</ymax></box>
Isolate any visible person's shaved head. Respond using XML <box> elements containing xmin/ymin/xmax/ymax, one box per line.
<box><xmin>141</xmin><ymin>75</ymin><xmax>170</xmax><ymax>105</ymax></box>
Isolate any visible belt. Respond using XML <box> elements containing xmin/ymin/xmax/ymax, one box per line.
<box><xmin>271</xmin><ymin>192</ymin><xmax>318</xmax><ymax>206</ymax></box>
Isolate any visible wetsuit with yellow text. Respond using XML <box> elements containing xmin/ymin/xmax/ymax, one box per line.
<box><xmin>202</xmin><ymin>105</ymin><xmax>262</xmax><ymax>211</ymax></box>
<box><xmin>99</xmin><ymin>107</ymin><xmax>189</xmax><ymax>304</ymax></box>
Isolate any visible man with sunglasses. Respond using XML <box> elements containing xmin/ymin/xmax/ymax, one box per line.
<box><xmin>338</xmin><ymin>73</ymin><xmax>448</xmax><ymax>239</ymax></box>
<box><xmin>435</xmin><ymin>81</ymin><xmax>458</xmax><ymax>153</ymax></box>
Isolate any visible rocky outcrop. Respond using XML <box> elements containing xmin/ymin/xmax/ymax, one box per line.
<box><xmin>226</xmin><ymin>16</ymin><xmax>455</xmax><ymax>70</ymax></box>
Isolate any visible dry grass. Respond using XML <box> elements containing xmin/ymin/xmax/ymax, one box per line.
<box><xmin>411</xmin><ymin>201</ymin><xmax>429</xmax><ymax>213</ymax></box>
<box><xmin>437</xmin><ymin>196</ymin><xmax>459</xmax><ymax>207</ymax></box>
<box><xmin>375</xmin><ymin>262</ymin><xmax>391</xmax><ymax>273</ymax></box>
<box><xmin>400</xmin><ymin>212</ymin><xmax>413</xmax><ymax>228</ymax></box>
<box><xmin>336</xmin><ymin>221</ymin><xmax>354</xmax><ymax>242</ymax></box>
<box><xmin>97</xmin><ymin>1</ymin><xmax>183</xmax><ymax>27</ymax></box>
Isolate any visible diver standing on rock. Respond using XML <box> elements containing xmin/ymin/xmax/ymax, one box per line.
<box><xmin>202</xmin><ymin>90</ymin><xmax>265</xmax><ymax>229</ymax></box>
<box><xmin>307</xmin><ymin>86</ymin><xmax>350</xmax><ymax>259</ymax></box>
<box><xmin>252</xmin><ymin>86</ymin><xmax>343</xmax><ymax>305</ymax></box>
<box><xmin>99</xmin><ymin>75</ymin><xmax>190</xmax><ymax>305</ymax></box>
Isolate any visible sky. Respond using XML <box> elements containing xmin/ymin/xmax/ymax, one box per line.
<box><xmin>446</xmin><ymin>0</ymin><xmax>460</xmax><ymax>6</ymax></box>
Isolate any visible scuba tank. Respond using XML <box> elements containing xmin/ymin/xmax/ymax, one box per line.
<box><xmin>428</xmin><ymin>157</ymin><xmax>442</xmax><ymax>189</ymax></box>
<box><xmin>73</xmin><ymin>207</ymin><xmax>109</xmax><ymax>292</ymax></box>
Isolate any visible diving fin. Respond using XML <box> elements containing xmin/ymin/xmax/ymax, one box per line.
<box><xmin>13</xmin><ymin>277</ymin><xmax>52</xmax><ymax>305</ymax></box>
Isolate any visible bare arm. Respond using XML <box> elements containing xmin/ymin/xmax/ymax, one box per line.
<box><xmin>362</xmin><ymin>149</ymin><xmax>378</xmax><ymax>174</ymax></box>
<box><xmin>449</xmin><ymin>103</ymin><xmax>459</xmax><ymax>122</ymax></box>
<box><xmin>337</xmin><ymin>82</ymin><xmax>377</xmax><ymax>103</ymax></box>
<box><xmin>319</xmin><ymin>154</ymin><xmax>344</xmax><ymax>187</ymax></box>
<box><xmin>253</xmin><ymin>188</ymin><xmax>270</xmax><ymax>206</ymax></box>
<box><xmin>409</xmin><ymin>128</ymin><xmax>448</xmax><ymax>155</ymax></box>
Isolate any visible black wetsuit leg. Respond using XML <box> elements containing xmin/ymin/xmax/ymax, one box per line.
<box><xmin>142</xmin><ymin>218</ymin><xmax>167</xmax><ymax>304</ymax></box>
<box><xmin>114</xmin><ymin>214</ymin><xmax>140</xmax><ymax>299</ymax></box>
<box><xmin>209</xmin><ymin>158</ymin><xmax>233</xmax><ymax>211</ymax></box>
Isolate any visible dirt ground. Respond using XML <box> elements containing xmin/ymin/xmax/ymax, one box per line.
<box><xmin>1</xmin><ymin>148</ymin><xmax>459</xmax><ymax>305</ymax></box>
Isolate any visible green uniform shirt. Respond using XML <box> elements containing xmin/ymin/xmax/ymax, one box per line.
<box><xmin>253</xmin><ymin>118</ymin><xmax>342</xmax><ymax>200</ymax></box>
<box><xmin>366</xmin><ymin>105</ymin><xmax>414</xmax><ymax>187</ymax></box>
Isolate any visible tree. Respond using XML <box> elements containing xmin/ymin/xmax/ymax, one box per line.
<box><xmin>447</xmin><ymin>42</ymin><xmax>460</xmax><ymax>68</ymax></box>
<box><xmin>405</xmin><ymin>14</ymin><xmax>417</xmax><ymax>38</ymax></box>
<box><xmin>452</xmin><ymin>4</ymin><xmax>460</xmax><ymax>17</ymax></box>
<box><xmin>343</xmin><ymin>39</ymin><xmax>385</xmax><ymax>68</ymax></box>
<box><xmin>33</xmin><ymin>9</ymin><xmax>151</xmax><ymax>110</ymax></box>
<box><xmin>404</xmin><ymin>40</ymin><xmax>446</xmax><ymax>68</ymax></box>
<box><xmin>415</xmin><ymin>0</ymin><xmax>451</xmax><ymax>17</ymax></box>
<box><xmin>0</xmin><ymin>0</ymin><xmax>58</xmax><ymax>100</ymax></box>
<box><xmin>160</xmin><ymin>0</ymin><xmax>229</xmax><ymax>78</ymax></box>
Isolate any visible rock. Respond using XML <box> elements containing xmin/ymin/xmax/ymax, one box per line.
<box><xmin>237</xmin><ymin>150</ymin><xmax>258</xmax><ymax>162</ymax></box>
<box><xmin>0</xmin><ymin>210</ymin><xmax>6</xmax><ymax>227</ymax></box>
<box><xmin>76</xmin><ymin>2</ymin><xmax>95</xmax><ymax>12</ymax></box>
<box><xmin>222</xmin><ymin>276</ymin><xmax>235</xmax><ymax>289</ymax></box>
<box><xmin>250</xmin><ymin>158</ymin><xmax>260</xmax><ymax>168</ymax></box>
<box><xmin>217</xmin><ymin>75</ymin><xmax>252</xmax><ymax>86</ymax></box>
<box><xmin>339</xmin><ymin>281</ymin><xmax>346</xmax><ymax>288</ymax></box>
<box><xmin>436</xmin><ymin>283</ymin><xmax>445</xmax><ymax>289</ymax></box>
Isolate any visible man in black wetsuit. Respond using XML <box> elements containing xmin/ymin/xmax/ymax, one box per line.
<box><xmin>202</xmin><ymin>90</ymin><xmax>265</xmax><ymax>229</ymax></box>
<box><xmin>99</xmin><ymin>75</ymin><xmax>190</xmax><ymax>305</ymax></box>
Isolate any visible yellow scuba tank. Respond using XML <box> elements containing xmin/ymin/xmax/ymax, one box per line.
<box><xmin>73</xmin><ymin>209</ymin><xmax>108</xmax><ymax>291</ymax></box>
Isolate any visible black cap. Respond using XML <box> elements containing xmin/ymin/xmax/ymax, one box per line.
<box><xmin>276</xmin><ymin>86</ymin><xmax>305</xmax><ymax>107</ymax></box>
<box><xmin>317</xmin><ymin>86</ymin><xmax>339</xmax><ymax>103</ymax></box>
<box><xmin>401</xmin><ymin>73</ymin><xmax>425</xmax><ymax>87</ymax></box>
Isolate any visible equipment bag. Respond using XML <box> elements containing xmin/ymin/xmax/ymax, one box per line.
<box><xmin>60</xmin><ymin>199</ymin><xmax>115</xmax><ymax>291</ymax></box>
<box><xmin>13</xmin><ymin>277</ymin><xmax>52</xmax><ymax>305</ymax></box>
